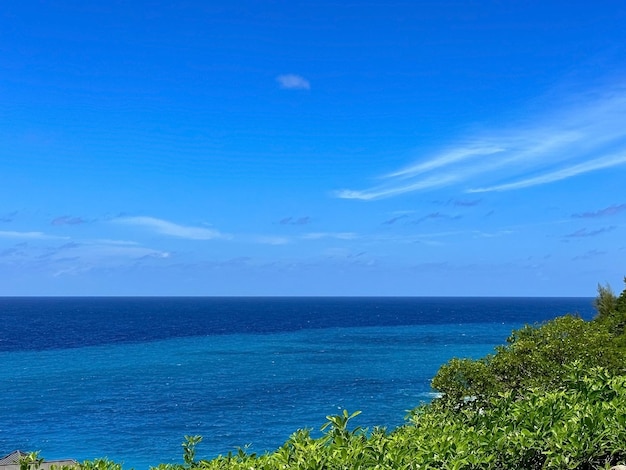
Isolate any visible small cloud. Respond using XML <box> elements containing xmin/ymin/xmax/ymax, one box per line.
<box><xmin>279</xmin><ymin>216</ymin><xmax>311</xmax><ymax>225</ymax></box>
<box><xmin>472</xmin><ymin>229</ymin><xmax>514</xmax><ymax>238</ymax></box>
<box><xmin>139</xmin><ymin>251</ymin><xmax>171</xmax><ymax>260</ymax></box>
<box><xmin>322</xmin><ymin>248</ymin><xmax>370</xmax><ymax>262</ymax></box>
<box><xmin>451</xmin><ymin>198</ymin><xmax>482</xmax><ymax>207</ymax></box>
<box><xmin>572</xmin><ymin>249</ymin><xmax>606</xmax><ymax>261</ymax></box>
<box><xmin>413</xmin><ymin>212</ymin><xmax>461</xmax><ymax>224</ymax></box>
<box><xmin>254</xmin><ymin>236</ymin><xmax>291</xmax><ymax>245</ymax></box>
<box><xmin>218</xmin><ymin>257</ymin><xmax>253</xmax><ymax>268</ymax></box>
<box><xmin>302</xmin><ymin>232</ymin><xmax>358</xmax><ymax>240</ymax></box>
<box><xmin>0</xmin><ymin>247</ymin><xmax>24</xmax><ymax>258</ymax></box>
<box><xmin>0</xmin><ymin>211</ymin><xmax>18</xmax><ymax>223</ymax></box>
<box><xmin>572</xmin><ymin>203</ymin><xmax>626</xmax><ymax>218</ymax></box>
<box><xmin>115</xmin><ymin>216</ymin><xmax>228</xmax><ymax>240</ymax></box>
<box><xmin>51</xmin><ymin>215</ymin><xmax>87</xmax><ymax>226</ymax></box>
<box><xmin>564</xmin><ymin>226</ymin><xmax>617</xmax><ymax>238</ymax></box>
<box><xmin>276</xmin><ymin>74</ymin><xmax>310</xmax><ymax>90</ymax></box>
<box><xmin>383</xmin><ymin>214</ymin><xmax>409</xmax><ymax>225</ymax></box>
<box><xmin>58</xmin><ymin>242</ymin><xmax>82</xmax><ymax>250</ymax></box>
<box><xmin>432</xmin><ymin>199</ymin><xmax>481</xmax><ymax>207</ymax></box>
<box><xmin>93</xmin><ymin>239</ymin><xmax>139</xmax><ymax>246</ymax></box>
<box><xmin>410</xmin><ymin>261</ymin><xmax>450</xmax><ymax>271</ymax></box>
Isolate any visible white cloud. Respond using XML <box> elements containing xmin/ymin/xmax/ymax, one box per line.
<box><xmin>115</xmin><ymin>216</ymin><xmax>228</xmax><ymax>240</ymax></box>
<box><xmin>385</xmin><ymin>145</ymin><xmax>505</xmax><ymax>179</ymax></box>
<box><xmin>65</xmin><ymin>242</ymin><xmax>171</xmax><ymax>260</ymax></box>
<box><xmin>334</xmin><ymin>174</ymin><xmax>462</xmax><ymax>200</ymax></box>
<box><xmin>0</xmin><ymin>236</ymin><xmax>171</xmax><ymax>276</ymax></box>
<box><xmin>469</xmin><ymin>152</ymin><xmax>626</xmax><ymax>193</ymax></box>
<box><xmin>302</xmin><ymin>232</ymin><xmax>358</xmax><ymax>240</ymax></box>
<box><xmin>253</xmin><ymin>236</ymin><xmax>291</xmax><ymax>245</ymax></box>
<box><xmin>336</xmin><ymin>85</ymin><xmax>626</xmax><ymax>199</ymax></box>
<box><xmin>0</xmin><ymin>230</ymin><xmax>68</xmax><ymax>240</ymax></box>
<box><xmin>276</xmin><ymin>74</ymin><xmax>310</xmax><ymax>90</ymax></box>
<box><xmin>49</xmin><ymin>243</ymin><xmax>172</xmax><ymax>277</ymax></box>
<box><xmin>92</xmin><ymin>238</ymin><xmax>140</xmax><ymax>246</ymax></box>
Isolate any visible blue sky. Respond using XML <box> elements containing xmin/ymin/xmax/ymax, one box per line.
<box><xmin>1</xmin><ymin>0</ymin><xmax>625</xmax><ymax>296</ymax></box>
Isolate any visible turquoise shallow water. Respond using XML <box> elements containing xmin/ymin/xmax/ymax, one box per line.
<box><xmin>0</xmin><ymin>297</ymin><xmax>594</xmax><ymax>469</ymax></box>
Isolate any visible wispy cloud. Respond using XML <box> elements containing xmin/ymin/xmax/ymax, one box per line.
<box><xmin>51</xmin><ymin>215</ymin><xmax>87</xmax><ymax>225</ymax></box>
<box><xmin>386</xmin><ymin>145</ymin><xmax>504</xmax><ymax>180</ymax></box>
<box><xmin>0</xmin><ymin>211</ymin><xmax>18</xmax><ymax>223</ymax></box>
<box><xmin>253</xmin><ymin>236</ymin><xmax>291</xmax><ymax>245</ymax></box>
<box><xmin>572</xmin><ymin>249</ymin><xmax>606</xmax><ymax>261</ymax></box>
<box><xmin>0</xmin><ymin>230</ymin><xmax>68</xmax><ymax>240</ymax></box>
<box><xmin>50</xmin><ymin>241</ymin><xmax>171</xmax><ymax>277</ymax></box>
<box><xmin>276</xmin><ymin>74</ymin><xmax>310</xmax><ymax>90</ymax></box>
<box><xmin>383</xmin><ymin>214</ymin><xmax>409</xmax><ymax>225</ymax></box>
<box><xmin>279</xmin><ymin>216</ymin><xmax>311</xmax><ymax>225</ymax></box>
<box><xmin>450</xmin><ymin>198</ymin><xmax>482</xmax><ymax>207</ymax></box>
<box><xmin>336</xmin><ymin>86</ymin><xmax>626</xmax><ymax>199</ymax></box>
<box><xmin>92</xmin><ymin>238</ymin><xmax>140</xmax><ymax>246</ymax></box>
<box><xmin>335</xmin><ymin>174</ymin><xmax>461</xmax><ymax>200</ymax></box>
<box><xmin>564</xmin><ymin>226</ymin><xmax>617</xmax><ymax>238</ymax></box>
<box><xmin>115</xmin><ymin>216</ymin><xmax>228</xmax><ymax>240</ymax></box>
<box><xmin>573</xmin><ymin>203</ymin><xmax>626</xmax><ymax>218</ymax></box>
<box><xmin>472</xmin><ymin>229</ymin><xmax>515</xmax><ymax>238</ymax></box>
<box><xmin>301</xmin><ymin>232</ymin><xmax>358</xmax><ymax>240</ymax></box>
<box><xmin>413</xmin><ymin>212</ymin><xmax>461</xmax><ymax>224</ymax></box>
<box><xmin>55</xmin><ymin>240</ymin><xmax>170</xmax><ymax>261</ymax></box>
<box><xmin>0</xmin><ymin>237</ymin><xmax>170</xmax><ymax>276</ymax></box>
<box><xmin>469</xmin><ymin>152</ymin><xmax>626</xmax><ymax>193</ymax></box>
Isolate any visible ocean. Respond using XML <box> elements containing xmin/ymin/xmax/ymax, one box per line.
<box><xmin>0</xmin><ymin>297</ymin><xmax>595</xmax><ymax>469</ymax></box>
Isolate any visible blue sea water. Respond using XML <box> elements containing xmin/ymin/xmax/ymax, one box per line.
<box><xmin>0</xmin><ymin>297</ymin><xmax>594</xmax><ymax>469</ymax></box>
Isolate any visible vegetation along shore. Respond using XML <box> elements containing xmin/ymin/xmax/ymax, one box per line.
<box><xmin>13</xmin><ymin>278</ymin><xmax>626</xmax><ymax>470</ymax></box>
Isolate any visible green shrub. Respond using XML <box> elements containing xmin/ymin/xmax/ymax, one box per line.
<box><xmin>432</xmin><ymin>278</ymin><xmax>626</xmax><ymax>408</ymax></box>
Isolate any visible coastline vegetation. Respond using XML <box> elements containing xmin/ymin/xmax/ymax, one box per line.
<box><xmin>23</xmin><ymin>278</ymin><xmax>626</xmax><ymax>469</ymax></box>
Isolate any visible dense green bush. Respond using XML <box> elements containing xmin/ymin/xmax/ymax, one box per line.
<box><xmin>432</xmin><ymin>279</ymin><xmax>626</xmax><ymax>409</ymax></box>
<box><xmin>432</xmin><ymin>315</ymin><xmax>625</xmax><ymax>408</ymax></box>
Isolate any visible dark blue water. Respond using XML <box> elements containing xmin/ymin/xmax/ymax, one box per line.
<box><xmin>0</xmin><ymin>297</ymin><xmax>594</xmax><ymax>468</ymax></box>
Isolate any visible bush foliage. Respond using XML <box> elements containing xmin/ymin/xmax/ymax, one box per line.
<box><xmin>432</xmin><ymin>277</ymin><xmax>626</xmax><ymax>410</ymax></box>
<box><xmin>28</xmin><ymin>277</ymin><xmax>626</xmax><ymax>470</ymax></box>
